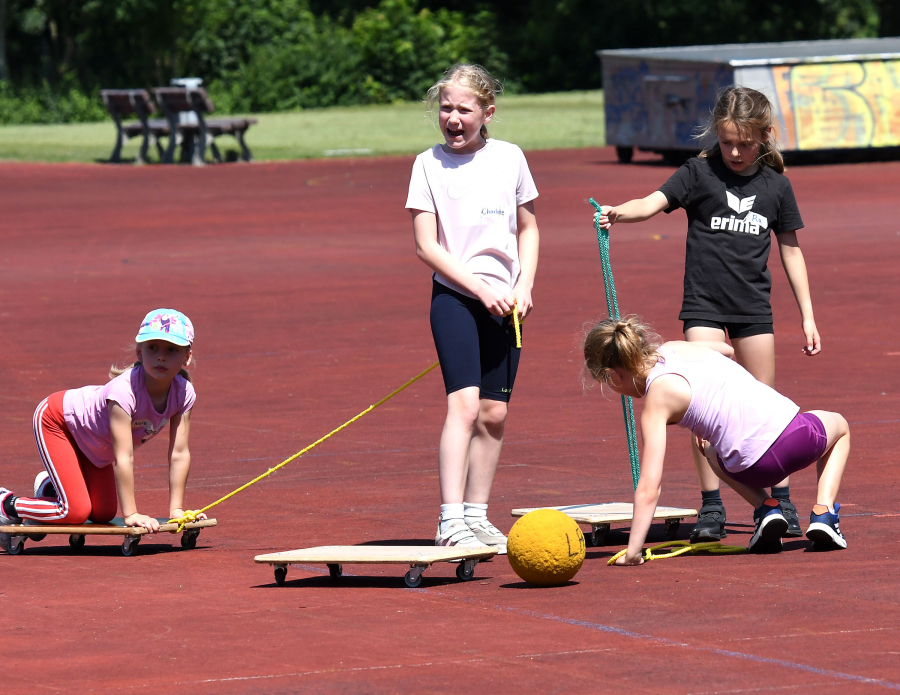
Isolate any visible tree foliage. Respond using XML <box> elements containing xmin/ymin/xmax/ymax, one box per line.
<box><xmin>0</xmin><ymin>0</ymin><xmax>892</xmax><ymax>123</ymax></box>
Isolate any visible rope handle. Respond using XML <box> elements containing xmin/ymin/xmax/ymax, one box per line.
<box><xmin>607</xmin><ymin>540</ymin><xmax>747</xmax><ymax>565</ymax></box>
<box><xmin>512</xmin><ymin>302</ymin><xmax>522</xmax><ymax>348</ymax></box>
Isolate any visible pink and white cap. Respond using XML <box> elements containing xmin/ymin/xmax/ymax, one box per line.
<box><xmin>135</xmin><ymin>309</ymin><xmax>194</xmax><ymax>346</ymax></box>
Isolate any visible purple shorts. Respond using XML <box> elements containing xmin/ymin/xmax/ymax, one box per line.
<box><xmin>717</xmin><ymin>413</ymin><xmax>828</xmax><ymax>489</ymax></box>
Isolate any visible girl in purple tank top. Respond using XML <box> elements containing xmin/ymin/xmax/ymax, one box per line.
<box><xmin>583</xmin><ymin>316</ymin><xmax>850</xmax><ymax>565</ymax></box>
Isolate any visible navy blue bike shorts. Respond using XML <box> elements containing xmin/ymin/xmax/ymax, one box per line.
<box><xmin>430</xmin><ymin>280</ymin><xmax>521</xmax><ymax>402</ymax></box>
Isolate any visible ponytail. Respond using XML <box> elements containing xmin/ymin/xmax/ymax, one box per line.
<box><xmin>583</xmin><ymin>316</ymin><xmax>660</xmax><ymax>383</ymax></box>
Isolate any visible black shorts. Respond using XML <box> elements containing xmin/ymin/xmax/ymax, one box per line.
<box><xmin>683</xmin><ymin>318</ymin><xmax>773</xmax><ymax>339</ymax></box>
<box><xmin>430</xmin><ymin>281</ymin><xmax>521</xmax><ymax>402</ymax></box>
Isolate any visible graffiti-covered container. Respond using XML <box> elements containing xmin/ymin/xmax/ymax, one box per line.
<box><xmin>598</xmin><ymin>38</ymin><xmax>900</xmax><ymax>163</ymax></box>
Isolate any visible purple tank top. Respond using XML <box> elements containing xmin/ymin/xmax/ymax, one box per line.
<box><xmin>645</xmin><ymin>345</ymin><xmax>799</xmax><ymax>472</ymax></box>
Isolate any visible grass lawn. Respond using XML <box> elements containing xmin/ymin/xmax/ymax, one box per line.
<box><xmin>0</xmin><ymin>91</ymin><xmax>605</xmax><ymax>164</ymax></box>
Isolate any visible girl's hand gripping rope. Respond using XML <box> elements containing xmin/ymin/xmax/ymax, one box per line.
<box><xmin>594</xmin><ymin>206</ymin><xmax>618</xmax><ymax>230</ymax></box>
<box><xmin>168</xmin><ymin>509</ymin><xmax>207</xmax><ymax>532</ymax></box>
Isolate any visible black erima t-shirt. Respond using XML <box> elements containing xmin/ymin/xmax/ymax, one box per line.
<box><xmin>658</xmin><ymin>156</ymin><xmax>804</xmax><ymax>323</ymax></box>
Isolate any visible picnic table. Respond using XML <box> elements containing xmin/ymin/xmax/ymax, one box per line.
<box><xmin>153</xmin><ymin>87</ymin><xmax>257</xmax><ymax>165</ymax></box>
<box><xmin>99</xmin><ymin>89</ymin><xmax>170</xmax><ymax>164</ymax></box>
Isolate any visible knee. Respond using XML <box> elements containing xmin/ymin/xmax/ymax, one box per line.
<box><xmin>447</xmin><ymin>393</ymin><xmax>481</xmax><ymax>428</ymax></box>
<box><xmin>479</xmin><ymin>401</ymin><xmax>508</xmax><ymax>432</ymax></box>
<box><xmin>90</xmin><ymin>500</ymin><xmax>118</xmax><ymax>524</ymax></box>
<box><xmin>65</xmin><ymin>501</ymin><xmax>91</xmax><ymax>525</ymax></box>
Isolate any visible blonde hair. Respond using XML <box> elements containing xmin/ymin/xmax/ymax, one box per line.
<box><xmin>697</xmin><ymin>85</ymin><xmax>785</xmax><ymax>174</ymax></box>
<box><xmin>426</xmin><ymin>63</ymin><xmax>503</xmax><ymax>140</ymax></box>
<box><xmin>583</xmin><ymin>316</ymin><xmax>660</xmax><ymax>385</ymax></box>
<box><xmin>109</xmin><ymin>344</ymin><xmax>193</xmax><ymax>383</ymax></box>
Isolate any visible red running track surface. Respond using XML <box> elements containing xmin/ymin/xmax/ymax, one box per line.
<box><xmin>1</xmin><ymin>148</ymin><xmax>899</xmax><ymax>692</ymax></box>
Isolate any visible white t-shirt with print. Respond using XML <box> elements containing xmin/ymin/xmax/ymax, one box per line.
<box><xmin>405</xmin><ymin>139</ymin><xmax>539</xmax><ymax>297</ymax></box>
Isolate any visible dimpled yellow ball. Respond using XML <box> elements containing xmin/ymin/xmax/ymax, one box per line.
<box><xmin>507</xmin><ymin>509</ymin><xmax>586</xmax><ymax>586</ymax></box>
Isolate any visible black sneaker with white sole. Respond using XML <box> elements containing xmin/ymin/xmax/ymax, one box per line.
<box><xmin>778</xmin><ymin>498</ymin><xmax>802</xmax><ymax>538</ymax></box>
<box><xmin>748</xmin><ymin>498</ymin><xmax>788</xmax><ymax>553</ymax></box>
<box><xmin>690</xmin><ymin>502</ymin><xmax>727</xmax><ymax>542</ymax></box>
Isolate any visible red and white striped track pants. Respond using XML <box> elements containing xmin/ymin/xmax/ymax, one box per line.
<box><xmin>16</xmin><ymin>391</ymin><xmax>117</xmax><ymax>524</ymax></box>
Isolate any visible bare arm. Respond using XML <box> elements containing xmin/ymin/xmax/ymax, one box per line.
<box><xmin>597</xmin><ymin>191</ymin><xmax>669</xmax><ymax>229</ymax></box>
<box><xmin>777</xmin><ymin>231</ymin><xmax>820</xmax><ymax>356</ymax></box>
<box><xmin>412</xmin><ymin>209</ymin><xmax>514</xmax><ymax>316</ymax></box>
<box><xmin>167</xmin><ymin>410</ymin><xmax>203</xmax><ymax>520</ymax></box>
<box><xmin>109</xmin><ymin>402</ymin><xmax>160</xmax><ymax>532</ymax></box>
<box><xmin>617</xmin><ymin>403</ymin><xmax>667</xmax><ymax>565</ymax></box>
<box><xmin>512</xmin><ymin>201</ymin><xmax>539</xmax><ymax>319</ymax></box>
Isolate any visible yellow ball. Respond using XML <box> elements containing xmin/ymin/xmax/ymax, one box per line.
<box><xmin>507</xmin><ymin>509</ymin><xmax>586</xmax><ymax>586</ymax></box>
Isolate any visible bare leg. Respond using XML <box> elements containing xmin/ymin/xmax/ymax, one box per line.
<box><xmin>703</xmin><ymin>444</ymin><xmax>769</xmax><ymax>508</ymax></box>
<box><xmin>685</xmin><ymin>326</ymin><xmax>728</xmax><ymax>491</ymax></box>
<box><xmin>438</xmin><ymin>387</ymin><xmax>481</xmax><ymax>504</ymax></box>
<box><xmin>732</xmin><ymin>333</ymin><xmax>792</xmax><ymax>490</ymax></box>
<box><xmin>806</xmin><ymin>410</ymin><xmax>850</xmax><ymax>507</ymax></box>
<box><xmin>464</xmin><ymin>399</ymin><xmax>507</xmax><ymax>504</ymax></box>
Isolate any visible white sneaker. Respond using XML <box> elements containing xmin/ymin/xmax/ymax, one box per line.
<box><xmin>466</xmin><ymin>517</ymin><xmax>508</xmax><ymax>554</ymax></box>
<box><xmin>34</xmin><ymin>471</ymin><xmax>57</xmax><ymax>498</ymax></box>
<box><xmin>435</xmin><ymin>520</ymin><xmax>489</xmax><ymax>549</ymax></box>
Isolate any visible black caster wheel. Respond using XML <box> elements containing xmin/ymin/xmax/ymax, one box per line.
<box><xmin>616</xmin><ymin>145</ymin><xmax>634</xmax><ymax>163</ymax></box>
<box><xmin>69</xmin><ymin>534</ymin><xmax>86</xmax><ymax>550</ymax></box>
<box><xmin>121</xmin><ymin>536</ymin><xmax>141</xmax><ymax>557</ymax></box>
<box><xmin>181</xmin><ymin>530</ymin><xmax>198</xmax><ymax>549</ymax></box>
<box><xmin>327</xmin><ymin>563</ymin><xmax>342</xmax><ymax>579</ymax></box>
<box><xmin>274</xmin><ymin>566</ymin><xmax>287</xmax><ymax>586</ymax></box>
<box><xmin>31</xmin><ymin>533</ymin><xmax>47</xmax><ymax>542</ymax></box>
<box><xmin>456</xmin><ymin>562</ymin><xmax>475</xmax><ymax>582</ymax></box>
<box><xmin>665</xmin><ymin>520</ymin><xmax>681</xmax><ymax>540</ymax></box>
<box><xmin>7</xmin><ymin>537</ymin><xmax>25</xmax><ymax>555</ymax></box>
<box><xmin>404</xmin><ymin>570</ymin><xmax>423</xmax><ymax>588</ymax></box>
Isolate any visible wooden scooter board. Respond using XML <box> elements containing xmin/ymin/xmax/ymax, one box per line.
<box><xmin>511</xmin><ymin>503</ymin><xmax>697</xmax><ymax>546</ymax></box>
<box><xmin>255</xmin><ymin>545</ymin><xmax>499</xmax><ymax>588</ymax></box>
<box><xmin>1</xmin><ymin>517</ymin><xmax>217</xmax><ymax>556</ymax></box>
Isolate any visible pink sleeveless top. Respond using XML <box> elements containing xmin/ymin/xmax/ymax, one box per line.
<box><xmin>645</xmin><ymin>345</ymin><xmax>799</xmax><ymax>472</ymax></box>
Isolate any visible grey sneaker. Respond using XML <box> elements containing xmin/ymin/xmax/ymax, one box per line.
<box><xmin>778</xmin><ymin>498</ymin><xmax>802</xmax><ymax>538</ymax></box>
<box><xmin>466</xmin><ymin>517</ymin><xmax>508</xmax><ymax>555</ymax></box>
<box><xmin>0</xmin><ymin>487</ymin><xmax>19</xmax><ymax>550</ymax></box>
<box><xmin>435</xmin><ymin>520</ymin><xmax>490</xmax><ymax>550</ymax></box>
<box><xmin>690</xmin><ymin>503</ymin><xmax>727</xmax><ymax>542</ymax></box>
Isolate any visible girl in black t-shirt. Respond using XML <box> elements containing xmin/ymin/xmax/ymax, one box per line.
<box><xmin>595</xmin><ymin>86</ymin><xmax>820</xmax><ymax>544</ymax></box>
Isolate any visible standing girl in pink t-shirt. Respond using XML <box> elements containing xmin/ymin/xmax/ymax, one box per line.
<box><xmin>406</xmin><ymin>64</ymin><xmax>540</xmax><ymax>552</ymax></box>
<box><xmin>583</xmin><ymin>315</ymin><xmax>849</xmax><ymax>564</ymax></box>
<box><xmin>1</xmin><ymin>309</ymin><xmax>203</xmax><ymax>548</ymax></box>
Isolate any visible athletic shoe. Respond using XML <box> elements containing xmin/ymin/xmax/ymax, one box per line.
<box><xmin>806</xmin><ymin>503</ymin><xmax>847</xmax><ymax>550</ymax></box>
<box><xmin>435</xmin><ymin>520</ymin><xmax>490</xmax><ymax>550</ymax></box>
<box><xmin>34</xmin><ymin>471</ymin><xmax>57</xmax><ymax>499</ymax></box>
<box><xmin>466</xmin><ymin>517</ymin><xmax>507</xmax><ymax>555</ymax></box>
<box><xmin>748</xmin><ymin>498</ymin><xmax>788</xmax><ymax>553</ymax></box>
<box><xmin>690</xmin><ymin>502</ymin><xmax>727</xmax><ymax>542</ymax></box>
<box><xmin>778</xmin><ymin>498</ymin><xmax>802</xmax><ymax>538</ymax></box>
<box><xmin>0</xmin><ymin>487</ymin><xmax>19</xmax><ymax>550</ymax></box>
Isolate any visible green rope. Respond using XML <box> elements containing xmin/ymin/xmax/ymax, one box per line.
<box><xmin>589</xmin><ymin>198</ymin><xmax>641</xmax><ymax>490</ymax></box>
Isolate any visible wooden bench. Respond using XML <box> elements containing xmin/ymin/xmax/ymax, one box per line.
<box><xmin>153</xmin><ymin>87</ymin><xmax>257</xmax><ymax>165</ymax></box>
<box><xmin>99</xmin><ymin>89</ymin><xmax>170</xmax><ymax>164</ymax></box>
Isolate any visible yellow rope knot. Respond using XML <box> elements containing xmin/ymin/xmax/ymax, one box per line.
<box><xmin>168</xmin><ymin>509</ymin><xmax>202</xmax><ymax>532</ymax></box>
<box><xmin>607</xmin><ymin>540</ymin><xmax>747</xmax><ymax>565</ymax></box>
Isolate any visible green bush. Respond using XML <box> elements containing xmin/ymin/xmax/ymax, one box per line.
<box><xmin>0</xmin><ymin>81</ymin><xmax>108</xmax><ymax>125</ymax></box>
<box><xmin>204</xmin><ymin>0</ymin><xmax>510</xmax><ymax>111</ymax></box>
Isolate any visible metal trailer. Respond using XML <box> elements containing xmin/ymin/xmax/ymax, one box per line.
<box><xmin>597</xmin><ymin>37</ymin><xmax>900</xmax><ymax>163</ymax></box>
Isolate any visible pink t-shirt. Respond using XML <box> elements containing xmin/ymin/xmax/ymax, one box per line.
<box><xmin>645</xmin><ymin>345</ymin><xmax>799</xmax><ymax>472</ymax></box>
<box><xmin>405</xmin><ymin>139</ymin><xmax>539</xmax><ymax>297</ymax></box>
<box><xmin>63</xmin><ymin>368</ymin><xmax>196</xmax><ymax>468</ymax></box>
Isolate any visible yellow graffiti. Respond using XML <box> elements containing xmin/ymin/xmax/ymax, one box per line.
<box><xmin>773</xmin><ymin>61</ymin><xmax>900</xmax><ymax>150</ymax></box>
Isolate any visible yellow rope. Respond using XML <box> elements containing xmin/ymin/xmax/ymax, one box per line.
<box><xmin>168</xmin><ymin>361</ymin><xmax>440</xmax><ymax>531</ymax></box>
<box><xmin>512</xmin><ymin>303</ymin><xmax>522</xmax><ymax>348</ymax></box>
<box><xmin>607</xmin><ymin>540</ymin><xmax>747</xmax><ymax>565</ymax></box>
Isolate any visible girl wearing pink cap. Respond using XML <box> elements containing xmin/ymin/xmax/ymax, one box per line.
<box><xmin>1</xmin><ymin>309</ymin><xmax>203</xmax><ymax>548</ymax></box>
